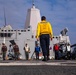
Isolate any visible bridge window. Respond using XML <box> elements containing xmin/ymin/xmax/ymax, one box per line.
<box><xmin>0</xmin><ymin>33</ymin><xmax>12</xmax><ymax>37</ymax></box>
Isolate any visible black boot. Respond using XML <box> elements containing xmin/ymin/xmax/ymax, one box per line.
<box><xmin>42</xmin><ymin>56</ymin><xmax>47</xmax><ymax>61</ymax></box>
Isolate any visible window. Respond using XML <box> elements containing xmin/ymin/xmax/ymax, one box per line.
<box><xmin>0</xmin><ymin>33</ymin><xmax>12</xmax><ymax>37</ymax></box>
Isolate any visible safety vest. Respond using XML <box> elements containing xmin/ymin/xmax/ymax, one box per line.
<box><xmin>54</xmin><ymin>45</ymin><xmax>59</xmax><ymax>51</ymax></box>
<box><xmin>24</xmin><ymin>46</ymin><xmax>30</xmax><ymax>52</ymax></box>
<box><xmin>35</xmin><ymin>46</ymin><xmax>40</xmax><ymax>52</ymax></box>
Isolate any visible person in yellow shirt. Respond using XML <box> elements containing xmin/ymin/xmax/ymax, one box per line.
<box><xmin>36</xmin><ymin>16</ymin><xmax>53</xmax><ymax>61</ymax></box>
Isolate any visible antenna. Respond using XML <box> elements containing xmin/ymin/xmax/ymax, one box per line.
<box><xmin>3</xmin><ymin>7</ymin><xmax>7</xmax><ymax>26</ymax></box>
<box><xmin>32</xmin><ymin>0</ymin><xmax>35</xmax><ymax>6</ymax></box>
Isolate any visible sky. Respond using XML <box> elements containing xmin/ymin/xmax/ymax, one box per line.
<box><xmin>0</xmin><ymin>0</ymin><xmax>76</xmax><ymax>44</ymax></box>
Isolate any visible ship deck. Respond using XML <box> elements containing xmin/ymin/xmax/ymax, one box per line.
<box><xmin>0</xmin><ymin>60</ymin><xmax>76</xmax><ymax>75</ymax></box>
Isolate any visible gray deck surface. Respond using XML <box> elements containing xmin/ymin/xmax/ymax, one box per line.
<box><xmin>0</xmin><ymin>60</ymin><xmax>76</xmax><ymax>75</ymax></box>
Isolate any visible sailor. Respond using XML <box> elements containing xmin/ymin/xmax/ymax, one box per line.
<box><xmin>66</xmin><ymin>43</ymin><xmax>71</xmax><ymax>59</ymax></box>
<box><xmin>53</xmin><ymin>43</ymin><xmax>60</xmax><ymax>60</ymax></box>
<box><xmin>36</xmin><ymin>16</ymin><xmax>53</xmax><ymax>61</ymax></box>
<box><xmin>35</xmin><ymin>44</ymin><xmax>40</xmax><ymax>60</ymax></box>
<box><xmin>13</xmin><ymin>43</ymin><xmax>19</xmax><ymax>60</ymax></box>
<box><xmin>1</xmin><ymin>43</ymin><xmax>7</xmax><ymax>60</ymax></box>
<box><xmin>24</xmin><ymin>43</ymin><xmax>30</xmax><ymax>60</ymax></box>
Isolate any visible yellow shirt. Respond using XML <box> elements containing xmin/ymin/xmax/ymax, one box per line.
<box><xmin>36</xmin><ymin>20</ymin><xmax>53</xmax><ymax>38</ymax></box>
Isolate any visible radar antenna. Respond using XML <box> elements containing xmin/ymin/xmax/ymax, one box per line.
<box><xmin>32</xmin><ymin>0</ymin><xmax>35</xmax><ymax>6</ymax></box>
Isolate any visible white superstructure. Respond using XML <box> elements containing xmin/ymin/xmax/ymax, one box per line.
<box><xmin>25</xmin><ymin>4</ymin><xmax>41</xmax><ymax>35</ymax></box>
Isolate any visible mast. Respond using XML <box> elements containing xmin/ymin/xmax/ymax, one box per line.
<box><xmin>32</xmin><ymin>0</ymin><xmax>34</xmax><ymax>6</ymax></box>
<box><xmin>3</xmin><ymin>7</ymin><xmax>7</xmax><ymax>26</ymax></box>
<box><xmin>3</xmin><ymin>7</ymin><xmax>7</xmax><ymax>44</ymax></box>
